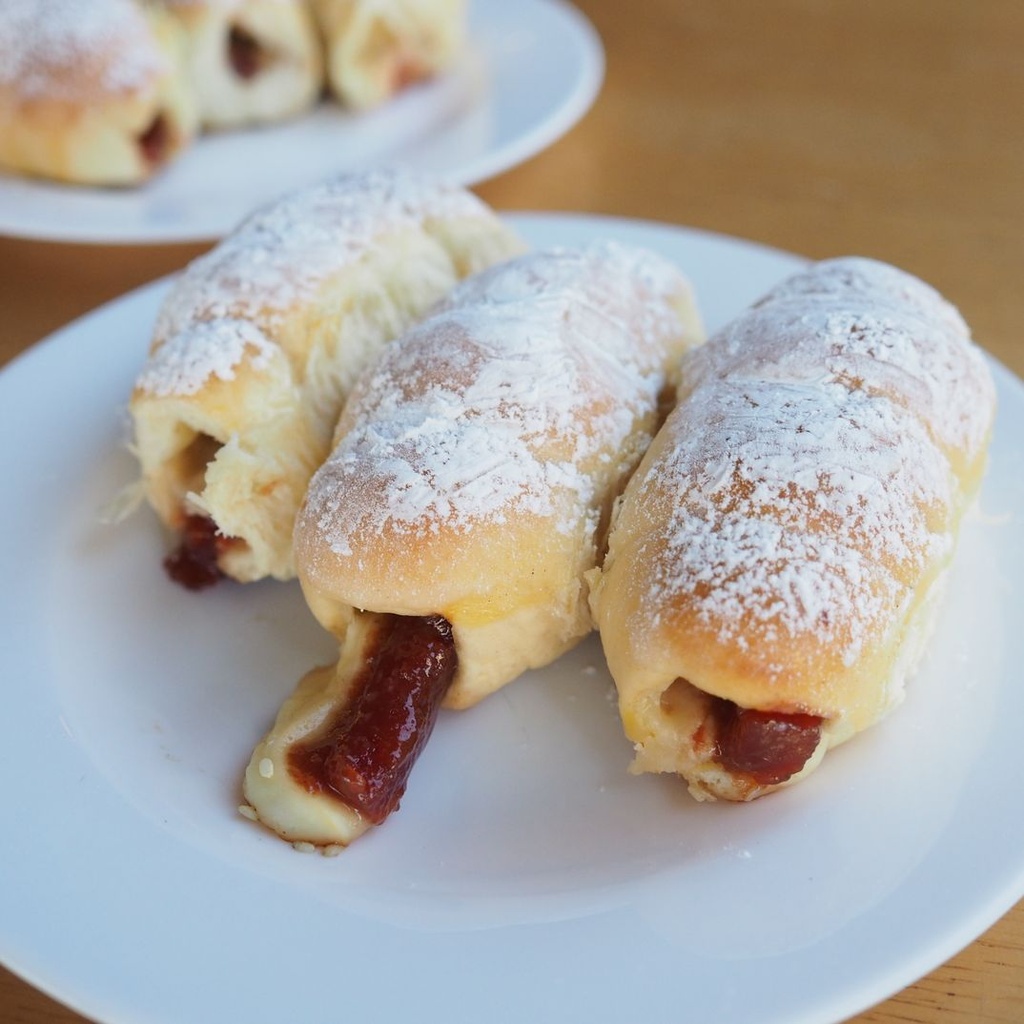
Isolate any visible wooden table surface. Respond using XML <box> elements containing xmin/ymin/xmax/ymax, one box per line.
<box><xmin>1</xmin><ymin>1</ymin><xmax>1022</xmax><ymax>1022</ymax></box>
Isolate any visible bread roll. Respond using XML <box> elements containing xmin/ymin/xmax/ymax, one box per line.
<box><xmin>588</xmin><ymin>256</ymin><xmax>996</xmax><ymax>801</ymax></box>
<box><xmin>242</xmin><ymin>242</ymin><xmax>704</xmax><ymax>847</ymax></box>
<box><xmin>129</xmin><ymin>167</ymin><xmax>523</xmax><ymax>585</ymax></box>
<box><xmin>0</xmin><ymin>0</ymin><xmax>198</xmax><ymax>186</ymax></box>
<box><xmin>309</xmin><ymin>0</ymin><xmax>465</xmax><ymax>111</ymax></box>
<box><xmin>160</xmin><ymin>0</ymin><xmax>323</xmax><ymax>129</ymax></box>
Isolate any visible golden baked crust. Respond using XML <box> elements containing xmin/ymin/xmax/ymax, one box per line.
<box><xmin>309</xmin><ymin>0</ymin><xmax>465</xmax><ymax>110</ymax></box>
<box><xmin>242</xmin><ymin>241</ymin><xmax>703</xmax><ymax>847</ymax></box>
<box><xmin>0</xmin><ymin>0</ymin><xmax>469</xmax><ymax>186</ymax></box>
<box><xmin>589</xmin><ymin>256</ymin><xmax>996</xmax><ymax>801</ymax></box>
<box><xmin>162</xmin><ymin>0</ymin><xmax>323</xmax><ymax>129</ymax></box>
<box><xmin>0</xmin><ymin>0</ymin><xmax>198</xmax><ymax>185</ymax></box>
<box><xmin>295</xmin><ymin>242</ymin><xmax>703</xmax><ymax>707</ymax></box>
<box><xmin>129</xmin><ymin>167</ymin><xmax>524</xmax><ymax>583</ymax></box>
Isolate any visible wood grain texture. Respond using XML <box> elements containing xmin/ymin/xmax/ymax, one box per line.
<box><xmin>1</xmin><ymin>1</ymin><xmax>1022</xmax><ymax>1022</ymax></box>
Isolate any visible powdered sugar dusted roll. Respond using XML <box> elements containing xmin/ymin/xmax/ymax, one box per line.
<box><xmin>0</xmin><ymin>0</ymin><xmax>198</xmax><ymax>185</ymax></box>
<box><xmin>242</xmin><ymin>242</ymin><xmax>703</xmax><ymax>847</ymax></box>
<box><xmin>129</xmin><ymin>168</ymin><xmax>523</xmax><ymax>585</ymax></box>
<box><xmin>588</xmin><ymin>256</ymin><xmax>996</xmax><ymax>802</ymax></box>
<box><xmin>309</xmin><ymin>0</ymin><xmax>466</xmax><ymax>111</ymax></box>
<box><xmin>160</xmin><ymin>0</ymin><xmax>323</xmax><ymax>129</ymax></box>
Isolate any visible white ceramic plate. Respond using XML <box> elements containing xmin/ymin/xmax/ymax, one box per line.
<box><xmin>2</xmin><ymin>214</ymin><xmax>1023</xmax><ymax>1024</ymax></box>
<box><xmin>0</xmin><ymin>0</ymin><xmax>603</xmax><ymax>244</ymax></box>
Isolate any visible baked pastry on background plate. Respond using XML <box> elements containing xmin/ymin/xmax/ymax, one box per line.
<box><xmin>309</xmin><ymin>0</ymin><xmax>466</xmax><ymax>110</ymax></box>
<box><xmin>0</xmin><ymin>0</ymin><xmax>470</xmax><ymax>188</ymax></box>
<box><xmin>160</xmin><ymin>0</ymin><xmax>324</xmax><ymax>129</ymax></box>
<box><xmin>588</xmin><ymin>256</ymin><xmax>996</xmax><ymax>802</ymax></box>
<box><xmin>128</xmin><ymin>167</ymin><xmax>523</xmax><ymax>586</ymax></box>
<box><xmin>241</xmin><ymin>241</ymin><xmax>703</xmax><ymax>848</ymax></box>
<box><xmin>0</xmin><ymin>0</ymin><xmax>198</xmax><ymax>185</ymax></box>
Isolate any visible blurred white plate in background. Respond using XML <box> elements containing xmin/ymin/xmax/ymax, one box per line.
<box><xmin>0</xmin><ymin>0</ymin><xmax>603</xmax><ymax>243</ymax></box>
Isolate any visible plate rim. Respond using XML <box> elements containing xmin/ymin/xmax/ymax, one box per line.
<box><xmin>2</xmin><ymin>212</ymin><xmax>1023</xmax><ymax>1024</ymax></box>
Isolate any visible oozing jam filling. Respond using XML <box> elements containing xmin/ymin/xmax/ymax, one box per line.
<box><xmin>228</xmin><ymin>25</ymin><xmax>265</xmax><ymax>80</ymax></box>
<box><xmin>710</xmin><ymin>697</ymin><xmax>823</xmax><ymax>785</ymax></box>
<box><xmin>289</xmin><ymin>615</ymin><xmax>459</xmax><ymax>824</ymax></box>
<box><xmin>163</xmin><ymin>514</ymin><xmax>239</xmax><ymax>590</ymax></box>
<box><xmin>138</xmin><ymin>113</ymin><xmax>170</xmax><ymax>166</ymax></box>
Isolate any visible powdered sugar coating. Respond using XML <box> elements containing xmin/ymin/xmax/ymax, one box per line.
<box><xmin>752</xmin><ymin>255</ymin><xmax>970</xmax><ymax>337</ymax></box>
<box><xmin>302</xmin><ymin>242</ymin><xmax>697</xmax><ymax>560</ymax></box>
<box><xmin>0</xmin><ymin>0</ymin><xmax>167</xmax><ymax>100</ymax></box>
<box><xmin>135</xmin><ymin>318</ymin><xmax>276</xmax><ymax>397</ymax></box>
<box><xmin>140</xmin><ymin>168</ymin><xmax>503</xmax><ymax>397</ymax></box>
<box><xmin>641</xmin><ymin>378</ymin><xmax>955</xmax><ymax>672</ymax></box>
<box><xmin>697</xmin><ymin>256</ymin><xmax>995</xmax><ymax>462</ymax></box>
<box><xmin>623</xmin><ymin>256</ymin><xmax>994</xmax><ymax>679</ymax></box>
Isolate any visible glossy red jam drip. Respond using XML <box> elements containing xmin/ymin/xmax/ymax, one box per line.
<box><xmin>289</xmin><ymin>615</ymin><xmax>458</xmax><ymax>824</ymax></box>
<box><xmin>712</xmin><ymin>699</ymin><xmax>823</xmax><ymax>785</ymax></box>
<box><xmin>163</xmin><ymin>513</ymin><xmax>231</xmax><ymax>590</ymax></box>
<box><xmin>228</xmin><ymin>25</ymin><xmax>263</xmax><ymax>79</ymax></box>
<box><xmin>138</xmin><ymin>113</ymin><xmax>169</xmax><ymax>166</ymax></box>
